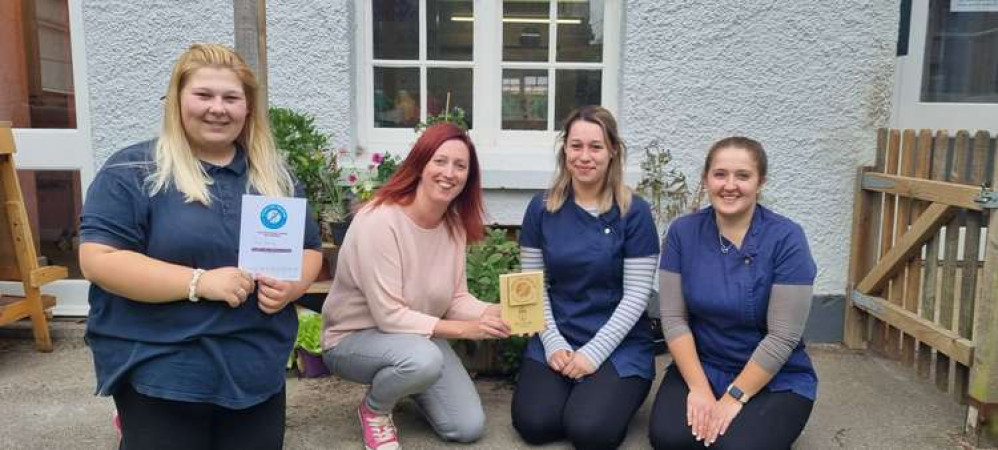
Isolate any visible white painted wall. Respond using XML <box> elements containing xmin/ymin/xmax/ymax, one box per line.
<box><xmin>618</xmin><ymin>1</ymin><xmax>899</xmax><ymax>295</ymax></box>
<box><xmin>81</xmin><ymin>1</ymin><xmax>899</xmax><ymax>299</ymax></box>
<box><xmin>82</xmin><ymin>0</ymin><xmax>234</xmax><ymax>165</ymax></box>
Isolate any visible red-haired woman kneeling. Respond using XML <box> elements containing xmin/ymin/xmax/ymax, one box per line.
<box><xmin>321</xmin><ymin>123</ymin><xmax>510</xmax><ymax>450</ymax></box>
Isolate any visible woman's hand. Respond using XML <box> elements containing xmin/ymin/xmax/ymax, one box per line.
<box><xmin>196</xmin><ymin>267</ymin><xmax>255</xmax><ymax>307</ymax></box>
<box><xmin>462</xmin><ymin>313</ymin><xmax>511</xmax><ymax>340</ymax></box>
<box><xmin>703</xmin><ymin>395</ymin><xmax>743</xmax><ymax>446</ymax></box>
<box><xmin>560</xmin><ymin>352</ymin><xmax>596</xmax><ymax>379</ymax></box>
<box><xmin>483</xmin><ymin>304</ymin><xmax>502</xmax><ymax>319</ymax></box>
<box><xmin>256</xmin><ymin>275</ymin><xmax>307</xmax><ymax>314</ymax></box>
<box><xmin>686</xmin><ymin>385</ymin><xmax>717</xmax><ymax>443</ymax></box>
<box><xmin>548</xmin><ymin>349</ymin><xmax>573</xmax><ymax>372</ymax></box>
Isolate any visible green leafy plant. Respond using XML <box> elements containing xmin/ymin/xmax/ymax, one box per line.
<box><xmin>295</xmin><ymin>309</ymin><xmax>323</xmax><ymax>355</ymax></box>
<box><xmin>415</xmin><ymin>106</ymin><xmax>469</xmax><ymax>132</ymax></box>
<box><xmin>344</xmin><ymin>151</ymin><xmax>404</xmax><ymax>203</ymax></box>
<box><xmin>466</xmin><ymin>227</ymin><xmax>520</xmax><ymax>304</ymax></box>
<box><xmin>463</xmin><ymin>227</ymin><xmax>528</xmax><ymax>377</ymax></box>
<box><xmin>374</xmin><ymin>151</ymin><xmax>403</xmax><ymax>184</ymax></box>
<box><xmin>270</xmin><ymin>107</ymin><xmax>350</xmax><ymax>227</ymax></box>
<box><xmin>636</xmin><ymin>139</ymin><xmax>697</xmax><ymax>235</ymax></box>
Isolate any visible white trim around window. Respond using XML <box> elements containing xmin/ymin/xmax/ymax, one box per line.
<box><xmin>891</xmin><ymin>0</ymin><xmax>998</xmax><ymax>132</ymax></box>
<box><xmin>3</xmin><ymin>0</ymin><xmax>94</xmax><ymax>316</ymax></box>
<box><xmin>355</xmin><ymin>0</ymin><xmax>622</xmax><ymax>189</ymax></box>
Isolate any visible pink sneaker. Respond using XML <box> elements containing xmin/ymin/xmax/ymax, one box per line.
<box><xmin>357</xmin><ymin>400</ymin><xmax>400</xmax><ymax>450</ymax></box>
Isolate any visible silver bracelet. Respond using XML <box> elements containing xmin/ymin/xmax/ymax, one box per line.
<box><xmin>188</xmin><ymin>268</ymin><xmax>206</xmax><ymax>302</ymax></box>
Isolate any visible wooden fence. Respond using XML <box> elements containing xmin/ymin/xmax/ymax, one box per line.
<box><xmin>845</xmin><ymin>128</ymin><xmax>998</xmax><ymax>445</ymax></box>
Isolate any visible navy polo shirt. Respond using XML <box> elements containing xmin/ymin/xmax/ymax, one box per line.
<box><xmin>660</xmin><ymin>205</ymin><xmax>818</xmax><ymax>400</ymax></box>
<box><xmin>80</xmin><ymin>140</ymin><xmax>321</xmax><ymax>409</ymax></box>
<box><xmin>520</xmin><ymin>193</ymin><xmax>660</xmax><ymax>380</ymax></box>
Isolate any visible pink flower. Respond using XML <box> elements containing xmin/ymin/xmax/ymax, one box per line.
<box><xmin>347</xmin><ymin>173</ymin><xmax>358</xmax><ymax>183</ymax></box>
<box><xmin>372</xmin><ymin>153</ymin><xmax>384</xmax><ymax>164</ymax></box>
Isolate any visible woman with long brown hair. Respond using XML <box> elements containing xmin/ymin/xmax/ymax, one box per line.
<box><xmin>511</xmin><ymin>106</ymin><xmax>660</xmax><ymax>449</ymax></box>
<box><xmin>321</xmin><ymin>123</ymin><xmax>510</xmax><ymax>450</ymax></box>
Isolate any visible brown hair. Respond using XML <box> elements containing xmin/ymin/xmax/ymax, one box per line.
<box><xmin>545</xmin><ymin>105</ymin><xmax>631</xmax><ymax>215</ymax></box>
<box><xmin>702</xmin><ymin>136</ymin><xmax>768</xmax><ymax>181</ymax></box>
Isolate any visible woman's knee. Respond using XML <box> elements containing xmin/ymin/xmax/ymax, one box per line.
<box><xmin>439</xmin><ymin>408</ymin><xmax>485</xmax><ymax>443</ymax></box>
<box><xmin>396</xmin><ymin>339</ymin><xmax>444</xmax><ymax>385</ymax></box>
<box><xmin>648</xmin><ymin>418</ymin><xmax>697</xmax><ymax>450</ymax></box>
<box><xmin>564</xmin><ymin>414</ymin><xmax>627</xmax><ymax>450</ymax></box>
<box><xmin>512</xmin><ymin>405</ymin><xmax>562</xmax><ymax>445</ymax></box>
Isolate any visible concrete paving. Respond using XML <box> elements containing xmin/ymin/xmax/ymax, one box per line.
<box><xmin>0</xmin><ymin>320</ymin><xmax>972</xmax><ymax>449</ymax></box>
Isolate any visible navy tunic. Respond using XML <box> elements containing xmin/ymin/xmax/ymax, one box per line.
<box><xmin>659</xmin><ymin>205</ymin><xmax>818</xmax><ymax>400</ymax></box>
<box><xmin>520</xmin><ymin>193</ymin><xmax>660</xmax><ymax>380</ymax></box>
<box><xmin>80</xmin><ymin>140</ymin><xmax>321</xmax><ymax>409</ymax></box>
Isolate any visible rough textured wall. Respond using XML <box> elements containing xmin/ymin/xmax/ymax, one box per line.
<box><xmin>620</xmin><ymin>1</ymin><xmax>898</xmax><ymax>294</ymax></box>
<box><xmin>267</xmin><ymin>0</ymin><xmax>353</xmax><ymax>150</ymax></box>
<box><xmin>82</xmin><ymin>0</ymin><xmax>233</xmax><ymax>165</ymax></box>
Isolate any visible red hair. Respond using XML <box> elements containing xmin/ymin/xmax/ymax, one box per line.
<box><xmin>368</xmin><ymin>123</ymin><xmax>485</xmax><ymax>242</ymax></box>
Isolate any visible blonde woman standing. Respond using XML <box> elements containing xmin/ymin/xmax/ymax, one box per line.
<box><xmin>79</xmin><ymin>43</ymin><xmax>322</xmax><ymax>449</ymax></box>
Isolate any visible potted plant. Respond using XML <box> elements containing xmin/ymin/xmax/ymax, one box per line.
<box><xmin>635</xmin><ymin>139</ymin><xmax>697</xmax><ymax>353</ymax></box>
<box><xmin>457</xmin><ymin>227</ymin><xmax>527</xmax><ymax>378</ymax></box>
<box><xmin>344</xmin><ymin>150</ymin><xmax>403</xmax><ymax>204</ymax></box>
<box><xmin>289</xmin><ymin>308</ymin><xmax>329</xmax><ymax>378</ymax></box>
<box><xmin>269</xmin><ymin>107</ymin><xmax>352</xmax><ymax>245</ymax></box>
<box><xmin>635</xmin><ymin>139</ymin><xmax>698</xmax><ymax>238</ymax></box>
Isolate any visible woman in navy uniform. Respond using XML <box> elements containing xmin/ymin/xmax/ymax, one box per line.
<box><xmin>511</xmin><ymin>106</ymin><xmax>660</xmax><ymax>449</ymax></box>
<box><xmin>79</xmin><ymin>43</ymin><xmax>322</xmax><ymax>449</ymax></box>
<box><xmin>649</xmin><ymin>137</ymin><xmax>817</xmax><ymax>449</ymax></box>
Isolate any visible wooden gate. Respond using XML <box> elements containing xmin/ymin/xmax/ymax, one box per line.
<box><xmin>845</xmin><ymin>128</ymin><xmax>998</xmax><ymax>444</ymax></box>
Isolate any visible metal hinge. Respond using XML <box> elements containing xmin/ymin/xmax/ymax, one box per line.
<box><xmin>974</xmin><ymin>183</ymin><xmax>998</xmax><ymax>209</ymax></box>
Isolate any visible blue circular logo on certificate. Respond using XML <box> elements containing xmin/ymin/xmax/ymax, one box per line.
<box><xmin>260</xmin><ymin>204</ymin><xmax>288</xmax><ymax>230</ymax></box>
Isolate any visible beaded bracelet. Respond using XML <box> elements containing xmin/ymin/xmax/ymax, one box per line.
<box><xmin>188</xmin><ymin>268</ymin><xmax>206</xmax><ymax>302</ymax></box>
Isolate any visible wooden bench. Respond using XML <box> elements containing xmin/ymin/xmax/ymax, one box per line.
<box><xmin>0</xmin><ymin>122</ymin><xmax>68</xmax><ymax>352</ymax></box>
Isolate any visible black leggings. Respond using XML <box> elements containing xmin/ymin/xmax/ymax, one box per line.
<box><xmin>649</xmin><ymin>364</ymin><xmax>813</xmax><ymax>450</ymax></box>
<box><xmin>112</xmin><ymin>382</ymin><xmax>286</xmax><ymax>450</ymax></box>
<box><xmin>511</xmin><ymin>358</ymin><xmax>651</xmax><ymax>450</ymax></box>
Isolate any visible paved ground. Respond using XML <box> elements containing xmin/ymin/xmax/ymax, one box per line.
<box><xmin>0</xmin><ymin>320</ymin><xmax>973</xmax><ymax>449</ymax></box>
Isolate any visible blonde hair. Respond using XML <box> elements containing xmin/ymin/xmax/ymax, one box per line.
<box><xmin>545</xmin><ymin>105</ymin><xmax>632</xmax><ymax>215</ymax></box>
<box><xmin>148</xmin><ymin>43</ymin><xmax>292</xmax><ymax>204</ymax></box>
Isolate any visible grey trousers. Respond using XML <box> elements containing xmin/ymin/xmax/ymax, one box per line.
<box><xmin>322</xmin><ymin>329</ymin><xmax>486</xmax><ymax>443</ymax></box>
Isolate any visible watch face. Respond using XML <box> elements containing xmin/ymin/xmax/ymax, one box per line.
<box><xmin>728</xmin><ymin>384</ymin><xmax>745</xmax><ymax>400</ymax></box>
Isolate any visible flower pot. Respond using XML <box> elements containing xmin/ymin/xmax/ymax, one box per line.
<box><xmin>295</xmin><ymin>348</ymin><xmax>331</xmax><ymax>378</ymax></box>
<box><xmin>330</xmin><ymin>220</ymin><xmax>351</xmax><ymax>246</ymax></box>
<box><xmin>452</xmin><ymin>340</ymin><xmax>506</xmax><ymax>377</ymax></box>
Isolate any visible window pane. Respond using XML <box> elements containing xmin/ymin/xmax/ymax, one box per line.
<box><xmin>14</xmin><ymin>169</ymin><xmax>83</xmax><ymax>279</ymax></box>
<box><xmin>373</xmin><ymin>0</ymin><xmax>419</xmax><ymax>60</ymax></box>
<box><xmin>556</xmin><ymin>0</ymin><xmax>603</xmax><ymax>62</ymax></box>
<box><xmin>374</xmin><ymin>67</ymin><xmax>420</xmax><ymax>128</ymax></box>
<box><xmin>503</xmin><ymin>1</ymin><xmax>550</xmax><ymax>62</ymax></box>
<box><xmin>921</xmin><ymin>0</ymin><xmax>998</xmax><ymax>103</ymax></box>
<box><xmin>502</xmin><ymin>69</ymin><xmax>548</xmax><ymax>130</ymax></box>
<box><xmin>428</xmin><ymin>68</ymin><xmax>473</xmax><ymax>128</ymax></box>
<box><xmin>555</xmin><ymin>70</ymin><xmax>601</xmax><ymax>126</ymax></box>
<box><xmin>0</xmin><ymin>0</ymin><xmax>76</xmax><ymax>129</ymax></box>
<box><xmin>428</xmin><ymin>0</ymin><xmax>473</xmax><ymax>61</ymax></box>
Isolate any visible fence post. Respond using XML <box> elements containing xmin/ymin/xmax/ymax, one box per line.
<box><xmin>845</xmin><ymin>164</ymin><xmax>877</xmax><ymax>349</ymax></box>
<box><xmin>967</xmin><ymin>132</ymin><xmax>998</xmax><ymax>445</ymax></box>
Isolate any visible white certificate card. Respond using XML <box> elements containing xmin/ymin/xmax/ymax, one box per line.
<box><xmin>238</xmin><ymin>194</ymin><xmax>307</xmax><ymax>280</ymax></box>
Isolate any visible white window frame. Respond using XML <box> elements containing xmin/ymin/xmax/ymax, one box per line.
<box><xmin>891</xmin><ymin>0</ymin><xmax>998</xmax><ymax>132</ymax></box>
<box><xmin>356</xmin><ymin>0</ymin><xmax>621</xmax><ymax>189</ymax></box>
<box><xmin>3</xmin><ymin>0</ymin><xmax>94</xmax><ymax>316</ymax></box>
